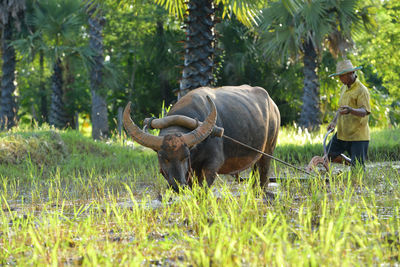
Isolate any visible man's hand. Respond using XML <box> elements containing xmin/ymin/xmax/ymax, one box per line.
<box><xmin>339</xmin><ymin>106</ymin><xmax>352</xmax><ymax>115</ymax></box>
<box><xmin>327</xmin><ymin>122</ymin><xmax>336</xmax><ymax>131</ymax></box>
<box><xmin>338</xmin><ymin>106</ymin><xmax>369</xmax><ymax>117</ymax></box>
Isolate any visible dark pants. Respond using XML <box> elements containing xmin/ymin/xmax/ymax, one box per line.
<box><xmin>327</xmin><ymin>133</ymin><xmax>369</xmax><ymax>167</ymax></box>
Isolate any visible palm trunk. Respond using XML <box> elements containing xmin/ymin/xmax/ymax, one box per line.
<box><xmin>39</xmin><ymin>50</ymin><xmax>48</xmax><ymax>123</ymax></box>
<box><xmin>63</xmin><ymin>59</ymin><xmax>78</xmax><ymax>128</ymax></box>
<box><xmin>88</xmin><ymin>4</ymin><xmax>109</xmax><ymax>140</ymax></box>
<box><xmin>49</xmin><ymin>59</ymin><xmax>68</xmax><ymax>128</ymax></box>
<box><xmin>299</xmin><ymin>40</ymin><xmax>321</xmax><ymax>130</ymax></box>
<box><xmin>156</xmin><ymin>20</ymin><xmax>170</xmax><ymax>102</ymax></box>
<box><xmin>179</xmin><ymin>0</ymin><xmax>215</xmax><ymax>98</ymax></box>
<box><xmin>128</xmin><ymin>52</ymin><xmax>136</xmax><ymax>113</ymax></box>
<box><xmin>0</xmin><ymin>17</ymin><xmax>18</xmax><ymax>130</ymax></box>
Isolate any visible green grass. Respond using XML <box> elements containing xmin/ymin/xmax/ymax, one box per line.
<box><xmin>1</xmin><ymin>125</ymin><xmax>399</xmax><ymax>265</ymax></box>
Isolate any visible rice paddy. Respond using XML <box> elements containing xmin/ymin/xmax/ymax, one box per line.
<box><xmin>0</xmin><ymin>125</ymin><xmax>399</xmax><ymax>266</ymax></box>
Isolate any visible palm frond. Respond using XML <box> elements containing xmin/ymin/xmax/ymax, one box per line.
<box><xmin>216</xmin><ymin>0</ymin><xmax>261</xmax><ymax>27</ymax></box>
<box><xmin>282</xmin><ymin>0</ymin><xmax>301</xmax><ymax>15</ymax></box>
<box><xmin>11</xmin><ymin>30</ymin><xmax>44</xmax><ymax>61</ymax></box>
<box><xmin>258</xmin><ymin>1</ymin><xmax>292</xmax><ymax>31</ymax></box>
<box><xmin>32</xmin><ymin>0</ymin><xmax>84</xmax><ymax>41</ymax></box>
<box><xmin>154</xmin><ymin>0</ymin><xmax>186</xmax><ymax>20</ymax></box>
<box><xmin>359</xmin><ymin>4</ymin><xmax>378</xmax><ymax>32</ymax></box>
<box><xmin>301</xmin><ymin>0</ymin><xmax>325</xmax><ymax>33</ymax></box>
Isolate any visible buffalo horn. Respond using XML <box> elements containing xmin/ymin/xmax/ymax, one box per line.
<box><xmin>144</xmin><ymin>115</ymin><xmax>224</xmax><ymax>137</ymax></box>
<box><xmin>123</xmin><ymin>102</ymin><xmax>163</xmax><ymax>150</ymax></box>
<box><xmin>182</xmin><ymin>95</ymin><xmax>217</xmax><ymax>147</ymax></box>
<box><xmin>143</xmin><ymin>115</ymin><xmax>200</xmax><ymax>130</ymax></box>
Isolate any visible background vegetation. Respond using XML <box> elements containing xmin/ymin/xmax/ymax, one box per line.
<box><xmin>0</xmin><ymin>0</ymin><xmax>399</xmax><ymax>136</ymax></box>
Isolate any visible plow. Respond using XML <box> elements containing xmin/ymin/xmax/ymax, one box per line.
<box><xmin>305</xmin><ymin>128</ymin><xmax>351</xmax><ymax>173</ymax></box>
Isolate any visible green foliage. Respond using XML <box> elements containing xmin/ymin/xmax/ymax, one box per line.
<box><xmin>24</xmin><ymin>0</ymin><xmax>91</xmax><ymax>62</ymax></box>
<box><xmin>11</xmin><ymin>0</ymin><xmax>94</xmax><ymax>126</ymax></box>
<box><xmin>215</xmin><ymin>19</ymin><xmax>304</xmax><ymax>124</ymax></box>
<box><xmin>353</xmin><ymin>0</ymin><xmax>400</xmax><ymax>126</ymax></box>
<box><xmin>257</xmin><ymin>0</ymin><xmax>365</xmax><ymax>61</ymax></box>
<box><xmin>1</xmin><ymin>0</ymin><xmax>399</xmax><ymax>132</ymax></box>
<box><xmin>102</xmin><ymin>4</ymin><xmax>182</xmax><ymax>127</ymax></box>
<box><xmin>155</xmin><ymin>0</ymin><xmax>261</xmax><ymax>27</ymax></box>
<box><xmin>355</xmin><ymin>0</ymin><xmax>400</xmax><ymax>98</ymax></box>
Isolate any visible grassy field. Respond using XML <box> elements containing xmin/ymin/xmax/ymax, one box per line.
<box><xmin>1</xmin><ymin>125</ymin><xmax>399</xmax><ymax>266</ymax></box>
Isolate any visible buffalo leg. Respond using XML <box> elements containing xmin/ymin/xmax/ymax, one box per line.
<box><xmin>257</xmin><ymin>155</ymin><xmax>272</xmax><ymax>189</ymax></box>
<box><xmin>257</xmin><ymin>136</ymin><xmax>278</xmax><ymax>189</ymax></box>
<box><xmin>189</xmin><ymin>139</ymin><xmax>224</xmax><ymax>188</ymax></box>
<box><xmin>194</xmin><ymin>160</ymin><xmax>223</xmax><ymax>188</ymax></box>
<box><xmin>191</xmin><ymin>165</ymin><xmax>219</xmax><ymax>188</ymax></box>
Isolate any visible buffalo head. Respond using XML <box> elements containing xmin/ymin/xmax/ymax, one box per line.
<box><xmin>123</xmin><ymin>96</ymin><xmax>217</xmax><ymax>192</ymax></box>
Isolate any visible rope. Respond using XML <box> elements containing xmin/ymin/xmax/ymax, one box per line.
<box><xmin>222</xmin><ymin>135</ymin><xmax>311</xmax><ymax>175</ymax></box>
<box><xmin>143</xmin><ymin>116</ymin><xmax>157</xmax><ymax>132</ymax></box>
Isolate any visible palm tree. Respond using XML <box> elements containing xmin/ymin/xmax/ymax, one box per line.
<box><xmin>259</xmin><ymin>0</ymin><xmax>372</xmax><ymax>130</ymax></box>
<box><xmin>155</xmin><ymin>0</ymin><xmax>261</xmax><ymax>98</ymax></box>
<box><xmin>87</xmin><ymin>2</ymin><xmax>109</xmax><ymax>140</ymax></box>
<box><xmin>0</xmin><ymin>0</ymin><xmax>26</xmax><ymax>130</ymax></box>
<box><xmin>12</xmin><ymin>1</ymin><xmax>49</xmax><ymax>125</ymax></box>
<box><xmin>27</xmin><ymin>0</ymin><xmax>91</xmax><ymax>129</ymax></box>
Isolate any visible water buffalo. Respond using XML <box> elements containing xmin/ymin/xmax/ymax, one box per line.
<box><xmin>123</xmin><ymin>85</ymin><xmax>280</xmax><ymax>192</ymax></box>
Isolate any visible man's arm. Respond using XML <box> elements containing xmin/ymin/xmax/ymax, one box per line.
<box><xmin>339</xmin><ymin>106</ymin><xmax>369</xmax><ymax>117</ymax></box>
<box><xmin>327</xmin><ymin>105</ymin><xmax>369</xmax><ymax>131</ymax></box>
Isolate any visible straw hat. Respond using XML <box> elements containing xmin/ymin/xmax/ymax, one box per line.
<box><xmin>328</xmin><ymin>59</ymin><xmax>362</xmax><ymax>77</ymax></box>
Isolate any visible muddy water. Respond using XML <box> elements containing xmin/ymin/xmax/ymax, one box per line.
<box><xmin>129</xmin><ymin>160</ymin><xmax>400</xmax><ymax>210</ymax></box>
<box><xmin>3</xmin><ymin>161</ymin><xmax>399</xmax><ymax>215</ymax></box>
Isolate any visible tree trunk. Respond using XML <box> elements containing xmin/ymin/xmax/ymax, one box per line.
<box><xmin>39</xmin><ymin>50</ymin><xmax>48</xmax><ymax>123</ymax></box>
<box><xmin>179</xmin><ymin>0</ymin><xmax>215</xmax><ymax>99</ymax></box>
<box><xmin>299</xmin><ymin>40</ymin><xmax>321</xmax><ymax>130</ymax></box>
<box><xmin>63</xmin><ymin>58</ymin><xmax>78</xmax><ymax>128</ymax></box>
<box><xmin>128</xmin><ymin>52</ymin><xmax>136</xmax><ymax>115</ymax></box>
<box><xmin>88</xmin><ymin>4</ymin><xmax>109</xmax><ymax>140</ymax></box>
<box><xmin>155</xmin><ymin>20</ymin><xmax>172</xmax><ymax>103</ymax></box>
<box><xmin>49</xmin><ymin>59</ymin><xmax>68</xmax><ymax>129</ymax></box>
<box><xmin>0</xmin><ymin>17</ymin><xmax>18</xmax><ymax>130</ymax></box>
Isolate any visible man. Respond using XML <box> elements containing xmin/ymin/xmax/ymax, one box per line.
<box><xmin>326</xmin><ymin>59</ymin><xmax>371</xmax><ymax>169</ymax></box>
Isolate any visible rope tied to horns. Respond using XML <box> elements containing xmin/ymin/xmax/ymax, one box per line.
<box><xmin>143</xmin><ymin>116</ymin><xmax>157</xmax><ymax>132</ymax></box>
